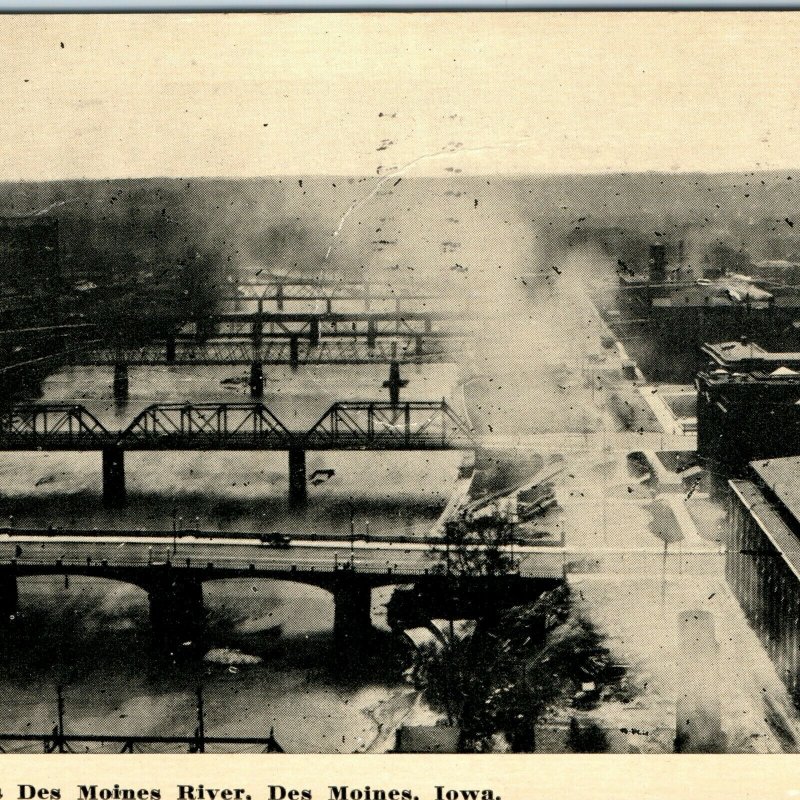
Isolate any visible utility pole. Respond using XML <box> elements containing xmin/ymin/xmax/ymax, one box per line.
<box><xmin>349</xmin><ymin>505</ymin><xmax>355</xmax><ymax>566</ymax></box>
<box><xmin>195</xmin><ymin>686</ymin><xmax>205</xmax><ymax>753</ymax></box>
<box><xmin>56</xmin><ymin>685</ymin><xmax>66</xmax><ymax>753</ymax></box>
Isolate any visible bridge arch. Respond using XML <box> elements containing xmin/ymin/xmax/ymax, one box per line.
<box><xmin>201</xmin><ymin>576</ymin><xmax>336</xmax><ymax>640</ymax></box>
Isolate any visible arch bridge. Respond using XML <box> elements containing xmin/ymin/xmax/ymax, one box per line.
<box><xmin>0</xmin><ymin>535</ymin><xmax>562</xmax><ymax>653</ymax></box>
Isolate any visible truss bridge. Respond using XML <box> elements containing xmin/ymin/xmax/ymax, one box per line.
<box><xmin>0</xmin><ymin>400</ymin><xmax>475</xmax><ymax>507</ymax></box>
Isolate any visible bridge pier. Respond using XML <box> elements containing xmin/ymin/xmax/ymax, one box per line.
<box><xmin>288</xmin><ymin>446</ymin><xmax>307</xmax><ymax>507</ymax></box>
<box><xmin>252</xmin><ymin>318</ymin><xmax>263</xmax><ymax>347</ymax></box>
<box><xmin>367</xmin><ymin>318</ymin><xmax>376</xmax><ymax>349</ymax></box>
<box><xmin>333</xmin><ymin>578</ymin><xmax>372</xmax><ymax>648</ymax></box>
<box><xmin>249</xmin><ymin>361</ymin><xmax>265</xmax><ymax>398</ymax></box>
<box><xmin>382</xmin><ymin>361</ymin><xmax>408</xmax><ymax>406</ymax></box>
<box><xmin>113</xmin><ymin>363</ymin><xmax>129</xmax><ymax>403</ymax></box>
<box><xmin>148</xmin><ymin>572</ymin><xmax>205</xmax><ymax>654</ymax></box>
<box><xmin>289</xmin><ymin>336</ymin><xmax>300</xmax><ymax>371</ymax></box>
<box><xmin>0</xmin><ymin>567</ymin><xmax>17</xmax><ymax>624</ymax></box>
<box><xmin>309</xmin><ymin>318</ymin><xmax>320</xmax><ymax>347</ymax></box>
<box><xmin>102</xmin><ymin>446</ymin><xmax>126</xmax><ymax>508</ymax></box>
<box><xmin>165</xmin><ymin>334</ymin><xmax>176</xmax><ymax>364</ymax></box>
<box><xmin>196</xmin><ymin>316</ymin><xmax>213</xmax><ymax>341</ymax></box>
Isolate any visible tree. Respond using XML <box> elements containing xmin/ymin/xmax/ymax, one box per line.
<box><xmin>410</xmin><ymin>595</ymin><xmax>562</xmax><ymax>751</ymax></box>
<box><xmin>435</xmin><ymin>510</ymin><xmax>517</xmax><ymax>578</ymax></box>
<box><xmin>410</xmin><ymin>580</ymin><xmax>614</xmax><ymax>753</ymax></box>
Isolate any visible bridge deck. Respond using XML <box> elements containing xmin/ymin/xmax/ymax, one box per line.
<box><xmin>0</xmin><ymin>535</ymin><xmax>566</xmax><ymax>581</ymax></box>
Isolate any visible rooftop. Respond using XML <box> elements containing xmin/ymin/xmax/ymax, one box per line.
<box><xmin>394</xmin><ymin>725</ymin><xmax>461</xmax><ymax>753</ymax></box>
<box><xmin>620</xmin><ymin>275</ymin><xmax>779</xmax><ymax>307</ymax></box>
<box><xmin>697</xmin><ymin>368</ymin><xmax>800</xmax><ymax>387</ymax></box>
<box><xmin>751</xmin><ymin>457</ymin><xmax>800</xmax><ymax>529</ymax></box>
<box><xmin>703</xmin><ymin>341</ymin><xmax>772</xmax><ymax>363</ymax></box>
<box><xmin>730</xmin><ymin>477</ymin><xmax>800</xmax><ymax>583</ymax></box>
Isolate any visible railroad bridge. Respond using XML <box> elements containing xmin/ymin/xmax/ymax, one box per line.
<box><xmin>218</xmin><ymin>276</ymin><xmax>471</xmax><ymax>315</ymax></box>
<box><xmin>68</xmin><ymin>309</ymin><xmax>470</xmax><ymax>402</ymax></box>
<box><xmin>0</xmin><ymin>400</ymin><xmax>476</xmax><ymax>507</ymax></box>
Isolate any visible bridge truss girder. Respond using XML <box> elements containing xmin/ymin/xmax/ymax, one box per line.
<box><xmin>0</xmin><ymin>404</ymin><xmax>112</xmax><ymax>449</ymax></box>
<box><xmin>203</xmin><ymin>311</ymin><xmax>468</xmax><ymax>339</ymax></box>
<box><xmin>304</xmin><ymin>400</ymin><xmax>476</xmax><ymax>450</ymax></box>
<box><xmin>120</xmin><ymin>403</ymin><xmax>293</xmax><ymax>450</ymax></box>
<box><xmin>76</xmin><ymin>337</ymin><xmax>465</xmax><ymax>366</ymax></box>
<box><xmin>0</xmin><ymin>400</ymin><xmax>475</xmax><ymax>451</ymax></box>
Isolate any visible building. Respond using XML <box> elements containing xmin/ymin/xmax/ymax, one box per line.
<box><xmin>603</xmin><ymin>243</ymin><xmax>800</xmax><ymax>382</ymax></box>
<box><xmin>702</xmin><ymin>341</ymin><xmax>800</xmax><ymax>373</ymax></box>
<box><xmin>394</xmin><ymin>725</ymin><xmax>461</xmax><ymax>753</ymax></box>
<box><xmin>727</xmin><ymin>460</ymin><xmax>800</xmax><ymax>697</ymax></box>
<box><xmin>696</xmin><ymin>364</ymin><xmax>800</xmax><ymax>473</ymax></box>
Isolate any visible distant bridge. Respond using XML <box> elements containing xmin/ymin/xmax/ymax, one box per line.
<box><xmin>218</xmin><ymin>276</ymin><xmax>469</xmax><ymax>314</ymax></box>
<box><xmin>480</xmin><ymin>431</ymin><xmax>697</xmax><ymax>453</ymax></box>
<box><xmin>193</xmin><ymin>310</ymin><xmax>470</xmax><ymax>344</ymax></box>
<box><xmin>71</xmin><ymin>336</ymin><xmax>465</xmax><ymax>369</ymax></box>
<box><xmin>65</xmin><ymin>309</ymin><xmax>471</xmax><ymax>402</ymax></box>
<box><xmin>0</xmin><ymin>400</ymin><xmax>475</xmax><ymax>507</ymax></box>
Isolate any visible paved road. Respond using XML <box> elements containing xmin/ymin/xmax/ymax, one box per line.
<box><xmin>0</xmin><ymin>533</ymin><xmax>722</xmax><ymax>580</ymax></box>
<box><xmin>0</xmin><ymin>534</ymin><xmax>566</xmax><ymax>578</ymax></box>
<box><xmin>481</xmin><ymin>431</ymin><xmax>697</xmax><ymax>452</ymax></box>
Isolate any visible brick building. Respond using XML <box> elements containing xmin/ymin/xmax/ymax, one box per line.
<box><xmin>696</xmin><ymin>367</ymin><xmax>800</xmax><ymax>473</ymax></box>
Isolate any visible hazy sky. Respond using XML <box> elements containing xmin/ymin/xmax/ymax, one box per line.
<box><xmin>1</xmin><ymin>13</ymin><xmax>799</xmax><ymax>180</ymax></box>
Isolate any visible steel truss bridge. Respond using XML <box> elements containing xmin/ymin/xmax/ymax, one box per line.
<box><xmin>64</xmin><ymin>309</ymin><xmax>471</xmax><ymax>370</ymax></box>
<box><xmin>71</xmin><ymin>336</ymin><xmax>465</xmax><ymax>367</ymax></box>
<box><xmin>218</xmin><ymin>275</ymin><xmax>470</xmax><ymax>314</ymax></box>
<box><xmin>193</xmin><ymin>310</ymin><xmax>470</xmax><ymax>341</ymax></box>
<box><xmin>0</xmin><ymin>400</ymin><xmax>475</xmax><ymax>507</ymax></box>
<box><xmin>0</xmin><ymin>400</ymin><xmax>476</xmax><ymax>452</ymax></box>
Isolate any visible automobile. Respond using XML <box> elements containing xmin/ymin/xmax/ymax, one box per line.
<box><xmin>259</xmin><ymin>532</ymin><xmax>292</xmax><ymax>548</ymax></box>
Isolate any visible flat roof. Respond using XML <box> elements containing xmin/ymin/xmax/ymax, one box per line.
<box><xmin>697</xmin><ymin>369</ymin><xmax>800</xmax><ymax>388</ymax></box>
<box><xmin>750</xmin><ymin>457</ymin><xmax>800</xmax><ymax>527</ymax></box>
<box><xmin>730</xmin><ymin>478</ymin><xmax>800</xmax><ymax>583</ymax></box>
<box><xmin>703</xmin><ymin>341</ymin><xmax>771</xmax><ymax>362</ymax></box>
<box><xmin>395</xmin><ymin>726</ymin><xmax>461</xmax><ymax>753</ymax></box>
<box><xmin>704</xmin><ymin>341</ymin><xmax>800</xmax><ymax>365</ymax></box>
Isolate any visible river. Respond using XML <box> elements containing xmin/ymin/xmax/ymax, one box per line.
<box><xmin>0</xmin><ymin>360</ymin><xmax>461</xmax><ymax>752</ymax></box>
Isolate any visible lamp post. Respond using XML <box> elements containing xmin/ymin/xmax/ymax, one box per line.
<box><xmin>349</xmin><ymin>504</ymin><xmax>355</xmax><ymax>566</ymax></box>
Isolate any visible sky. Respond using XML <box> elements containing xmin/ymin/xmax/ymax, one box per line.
<box><xmin>1</xmin><ymin>12</ymin><xmax>799</xmax><ymax>180</ymax></box>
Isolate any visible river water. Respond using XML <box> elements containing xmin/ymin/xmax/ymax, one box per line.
<box><xmin>0</xmin><ymin>361</ymin><xmax>461</xmax><ymax>752</ymax></box>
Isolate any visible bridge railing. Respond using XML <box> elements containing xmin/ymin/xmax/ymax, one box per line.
<box><xmin>0</xmin><ymin>554</ymin><xmax>565</xmax><ymax>580</ymax></box>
